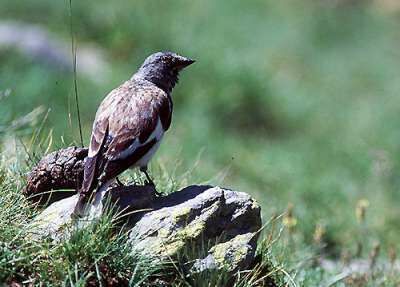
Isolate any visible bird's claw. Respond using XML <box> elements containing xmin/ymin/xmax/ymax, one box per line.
<box><xmin>144</xmin><ymin>179</ymin><xmax>155</xmax><ymax>186</ymax></box>
<box><xmin>144</xmin><ymin>180</ymin><xmax>163</xmax><ymax>196</ymax></box>
<box><xmin>116</xmin><ymin>177</ymin><xmax>124</xmax><ymax>187</ymax></box>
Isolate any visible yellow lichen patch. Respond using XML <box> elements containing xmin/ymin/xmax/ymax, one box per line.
<box><xmin>157</xmin><ymin>227</ymin><xmax>171</xmax><ymax>238</ymax></box>
<box><xmin>177</xmin><ymin>220</ymin><xmax>205</xmax><ymax>239</ymax></box>
<box><xmin>251</xmin><ymin>199</ymin><xmax>260</xmax><ymax>210</ymax></box>
<box><xmin>151</xmin><ymin>220</ymin><xmax>206</xmax><ymax>257</ymax></box>
<box><xmin>171</xmin><ymin>206</ymin><xmax>191</xmax><ymax>223</ymax></box>
<box><xmin>151</xmin><ymin>237</ymin><xmax>186</xmax><ymax>257</ymax></box>
<box><xmin>209</xmin><ymin>233</ymin><xmax>254</xmax><ymax>271</ymax></box>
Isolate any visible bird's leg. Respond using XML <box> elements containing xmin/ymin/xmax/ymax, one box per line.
<box><xmin>139</xmin><ymin>166</ymin><xmax>162</xmax><ymax>196</ymax></box>
<box><xmin>116</xmin><ymin>177</ymin><xmax>124</xmax><ymax>187</ymax></box>
<box><xmin>140</xmin><ymin>166</ymin><xmax>154</xmax><ymax>186</ymax></box>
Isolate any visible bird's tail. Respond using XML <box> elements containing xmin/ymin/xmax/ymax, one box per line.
<box><xmin>73</xmin><ymin>155</ymin><xmax>99</xmax><ymax>217</ymax></box>
<box><xmin>73</xmin><ymin>195</ymin><xmax>87</xmax><ymax>217</ymax></box>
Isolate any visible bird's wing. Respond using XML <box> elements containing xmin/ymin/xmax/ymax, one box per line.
<box><xmin>80</xmin><ymin>81</ymin><xmax>172</xmax><ymax>197</ymax></box>
<box><xmin>104</xmin><ymin>85</ymin><xmax>171</xmax><ymax>161</ymax></box>
<box><xmin>78</xmin><ymin>86</ymin><xmax>121</xmax><ymax>197</ymax></box>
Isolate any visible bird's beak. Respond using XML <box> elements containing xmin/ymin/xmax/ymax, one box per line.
<box><xmin>177</xmin><ymin>56</ymin><xmax>196</xmax><ymax>69</ymax></box>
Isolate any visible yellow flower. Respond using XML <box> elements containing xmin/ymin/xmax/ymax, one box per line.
<box><xmin>283</xmin><ymin>203</ymin><xmax>297</xmax><ymax>230</ymax></box>
<box><xmin>356</xmin><ymin>199</ymin><xmax>370</xmax><ymax>224</ymax></box>
<box><xmin>313</xmin><ymin>223</ymin><xmax>325</xmax><ymax>245</ymax></box>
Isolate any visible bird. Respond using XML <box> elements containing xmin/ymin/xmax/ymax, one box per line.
<box><xmin>73</xmin><ymin>51</ymin><xmax>195</xmax><ymax>216</ymax></box>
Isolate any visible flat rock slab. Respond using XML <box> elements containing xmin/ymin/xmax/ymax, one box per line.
<box><xmin>29</xmin><ymin>184</ymin><xmax>156</xmax><ymax>240</ymax></box>
<box><xmin>129</xmin><ymin>186</ymin><xmax>261</xmax><ymax>272</ymax></box>
<box><xmin>29</xmin><ymin>185</ymin><xmax>261</xmax><ymax>273</ymax></box>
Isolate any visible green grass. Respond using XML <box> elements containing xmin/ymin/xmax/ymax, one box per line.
<box><xmin>0</xmin><ymin>139</ymin><xmax>398</xmax><ymax>286</ymax></box>
<box><xmin>0</xmin><ymin>144</ymin><xmax>286</xmax><ymax>286</ymax></box>
<box><xmin>1</xmin><ymin>0</ymin><xmax>400</xmax><ymax>285</ymax></box>
<box><xmin>0</xmin><ymin>177</ymin><xmax>160</xmax><ymax>285</ymax></box>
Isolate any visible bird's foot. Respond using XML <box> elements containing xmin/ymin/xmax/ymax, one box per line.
<box><xmin>144</xmin><ymin>178</ymin><xmax>155</xmax><ymax>186</ymax></box>
<box><xmin>154</xmin><ymin>190</ymin><xmax>163</xmax><ymax>196</ymax></box>
<box><xmin>141</xmin><ymin>166</ymin><xmax>154</xmax><ymax>185</ymax></box>
<box><xmin>140</xmin><ymin>166</ymin><xmax>162</xmax><ymax>196</ymax></box>
<box><xmin>116</xmin><ymin>177</ymin><xmax>124</xmax><ymax>187</ymax></box>
<box><xmin>152</xmin><ymin>187</ymin><xmax>163</xmax><ymax>197</ymax></box>
<box><xmin>144</xmin><ymin>179</ymin><xmax>163</xmax><ymax>196</ymax></box>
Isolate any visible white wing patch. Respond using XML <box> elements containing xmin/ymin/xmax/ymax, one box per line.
<box><xmin>88</xmin><ymin>140</ymin><xmax>100</xmax><ymax>158</ymax></box>
<box><xmin>88</xmin><ymin>148</ymin><xmax>96</xmax><ymax>158</ymax></box>
<box><xmin>114</xmin><ymin>117</ymin><xmax>164</xmax><ymax>162</ymax></box>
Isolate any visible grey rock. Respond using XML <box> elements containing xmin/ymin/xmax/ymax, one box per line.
<box><xmin>29</xmin><ymin>184</ymin><xmax>261</xmax><ymax>273</ymax></box>
<box><xmin>129</xmin><ymin>186</ymin><xmax>261</xmax><ymax>261</ymax></box>
<box><xmin>0</xmin><ymin>21</ymin><xmax>110</xmax><ymax>82</ymax></box>
<box><xmin>191</xmin><ymin>232</ymin><xmax>258</xmax><ymax>273</ymax></box>
<box><xmin>29</xmin><ymin>184</ymin><xmax>156</xmax><ymax>240</ymax></box>
<box><xmin>320</xmin><ymin>258</ymin><xmax>400</xmax><ymax>283</ymax></box>
<box><xmin>29</xmin><ymin>194</ymin><xmax>80</xmax><ymax>241</ymax></box>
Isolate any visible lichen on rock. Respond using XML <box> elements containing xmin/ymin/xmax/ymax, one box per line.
<box><xmin>128</xmin><ymin>186</ymin><xmax>261</xmax><ymax>267</ymax></box>
<box><xmin>25</xmin><ymin>149</ymin><xmax>263</xmax><ymax>275</ymax></box>
<box><xmin>200</xmin><ymin>233</ymin><xmax>257</xmax><ymax>273</ymax></box>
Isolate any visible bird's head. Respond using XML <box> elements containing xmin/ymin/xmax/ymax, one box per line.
<box><xmin>135</xmin><ymin>51</ymin><xmax>195</xmax><ymax>93</ymax></box>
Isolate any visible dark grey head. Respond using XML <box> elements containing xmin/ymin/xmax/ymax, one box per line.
<box><xmin>134</xmin><ymin>51</ymin><xmax>195</xmax><ymax>93</ymax></box>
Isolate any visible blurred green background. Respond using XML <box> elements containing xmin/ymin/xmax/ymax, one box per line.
<box><xmin>1</xmin><ymin>0</ymin><xmax>400</xmax><ymax>256</ymax></box>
